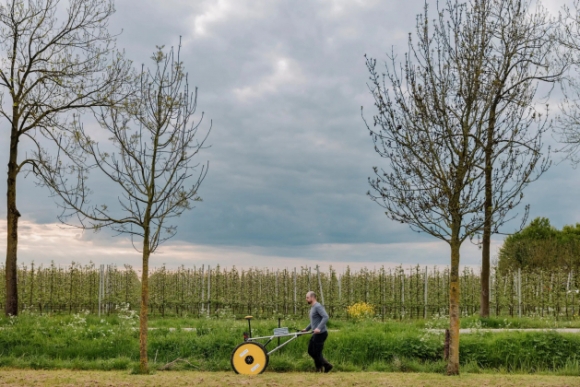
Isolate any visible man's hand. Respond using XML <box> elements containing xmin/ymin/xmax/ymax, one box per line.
<box><xmin>313</xmin><ymin>328</ymin><xmax>321</xmax><ymax>334</ymax></box>
<box><xmin>300</xmin><ymin>329</ymin><xmax>308</xmax><ymax>332</ymax></box>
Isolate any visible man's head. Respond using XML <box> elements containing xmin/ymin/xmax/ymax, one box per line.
<box><xmin>306</xmin><ymin>291</ymin><xmax>317</xmax><ymax>305</ymax></box>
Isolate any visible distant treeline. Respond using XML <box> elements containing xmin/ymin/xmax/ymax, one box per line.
<box><xmin>498</xmin><ymin>218</ymin><xmax>580</xmax><ymax>273</ymax></box>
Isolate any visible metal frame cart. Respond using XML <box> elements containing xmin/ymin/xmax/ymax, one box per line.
<box><xmin>230</xmin><ymin>316</ymin><xmax>312</xmax><ymax>375</ymax></box>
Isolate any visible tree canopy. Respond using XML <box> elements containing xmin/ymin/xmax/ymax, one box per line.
<box><xmin>498</xmin><ymin>217</ymin><xmax>580</xmax><ymax>272</ymax></box>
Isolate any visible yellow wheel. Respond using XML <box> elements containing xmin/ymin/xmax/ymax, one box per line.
<box><xmin>231</xmin><ymin>341</ymin><xmax>269</xmax><ymax>375</ymax></box>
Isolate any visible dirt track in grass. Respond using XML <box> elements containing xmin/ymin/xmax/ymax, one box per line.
<box><xmin>0</xmin><ymin>370</ymin><xmax>579</xmax><ymax>387</ymax></box>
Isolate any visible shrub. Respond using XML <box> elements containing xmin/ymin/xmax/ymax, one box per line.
<box><xmin>346</xmin><ymin>302</ymin><xmax>376</xmax><ymax>320</ymax></box>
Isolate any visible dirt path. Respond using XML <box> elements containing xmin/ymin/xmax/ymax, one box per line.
<box><xmin>427</xmin><ymin>328</ymin><xmax>580</xmax><ymax>334</ymax></box>
<box><xmin>0</xmin><ymin>370</ymin><xmax>578</xmax><ymax>387</ymax></box>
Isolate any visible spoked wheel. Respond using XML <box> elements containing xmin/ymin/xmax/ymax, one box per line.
<box><xmin>231</xmin><ymin>341</ymin><xmax>269</xmax><ymax>375</ymax></box>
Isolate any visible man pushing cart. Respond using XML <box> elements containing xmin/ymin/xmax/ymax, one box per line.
<box><xmin>230</xmin><ymin>290</ymin><xmax>333</xmax><ymax>374</ymax></box>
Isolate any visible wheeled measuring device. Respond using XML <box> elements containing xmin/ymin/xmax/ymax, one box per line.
<box><xmin>230</xmin><ymin>316</ymin><xmax>312</xmax><ymax>375</ymax></box>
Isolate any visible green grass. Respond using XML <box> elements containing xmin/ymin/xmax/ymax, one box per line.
<box><xmin>3</xmin><ymin>312</ymin><xmax>580</xmax><ymax>329</ymax></box>
<box><xmin>1</xmin><ymin>312</ymin><xmax>580</xmax><ymax>374</ymax></box>
<box><xmin>450</xmin><ymin>315</ymin><xmax>580</xmax><ymax>329</ymax></box>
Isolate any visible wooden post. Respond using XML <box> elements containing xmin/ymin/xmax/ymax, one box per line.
<box><xmin>106</xmin><ymin>264</ymin><xmax>110</xmax><ymax>315</ymax></box>
<box><xmin>424</xmin><ymin>266</ymin><xmax>428</xmax><ymax>319</ymax></box>
<box><xmin>200</xmin><ymin>264</ymin><xmax>205</xmax><ymax>314</ymax></box>
<box><xmin>275</xmin><ymin>270</ymin><xmax>278</xmax><ymax>314</ymax></box>
<box><xmin>365</xmin><ymin>270</ymin><xmax>369</xmax><ymax>303</ymax></box>
<box><xmin>293</xmin><ymin>267</ymin><xmax>297</xmax><ymax>315</ymax></box>
<box><xmin>489</xmin><ymin>267</ymin><xmax>493</xmax><ymax>316</ymax></box>
<box><xmin>98</xmin><ymin>264</ymin><xmax>103</xmax><ymax>317</ymax></box>
<box><xmin>540</xmin><ymin>273</ymin><xmax>544</xmax><ymax>317</ymax></box>
<box><xmin>316</xmin><ymin>265</ymin><xmax>325</xmax><ymax>306</ymax></box>
<box><xmin>518</xmin><ymin>268</ymin><xmax>522</xmax><ymax>318</ymax></box>
<box><xmin>207</xmin><ymin>265</ymin><xmax>211</xmax><ymax>316</ymax></box>
<box><xmin>338</xmin><ymin>274</ymin><xmax>342</xmax><ymax>302</ymax></box>
<box><xmin>568</xmin><ymin>270</ymin><xmax>576</xmax><ymax>316</ymax></box>
<box><xmin>401</xmin><ymin>268</ymin><xmax>405</xmax><ymax>318</ymax></box>
<box><xmin>381</xmin><ymin>267</ymin><xmax>385</xmax><ymax>321</ymax></box>
<box><xmin>29</xmin><ymin>262</ymin><xmax>34</xmax><ymax>310</ymax></box>
<box><xmin>566</xmin><ymin>271</ymin><xmax>572</xmax><ymax>317</ymax></box>
<box><xmin>391</xmin><ymin>268</ymin><xmax>395</xmax><ymax>318</ymax></box>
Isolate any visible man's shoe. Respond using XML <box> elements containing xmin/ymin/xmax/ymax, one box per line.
<box><xmin>323</xmin><ymin>363</ymin><xmax>333</xmax><ymax>373</ymax></box>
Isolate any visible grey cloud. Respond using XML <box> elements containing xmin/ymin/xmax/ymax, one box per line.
<box><xmin>1</xmin><ymin>0</ymin><xmax>579</xmax><ymax>268</ymax></box>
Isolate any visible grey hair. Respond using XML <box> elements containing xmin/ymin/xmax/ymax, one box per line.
<box><xmin>306</xmin><ymin>291</ymin><xmax>317</xmax><ymax>298</ymax></box>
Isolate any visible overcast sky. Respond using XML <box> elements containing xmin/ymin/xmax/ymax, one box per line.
<box><xmin>1</xmin><ymin>0</ymin><xmax>579</xmax><ymax>271</ymax></box>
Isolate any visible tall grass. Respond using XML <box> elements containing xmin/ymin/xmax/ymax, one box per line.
<box><xmin>0</xmin><ymin>313</ymin><xmax>579</xmax><ymax>374</ymax></box>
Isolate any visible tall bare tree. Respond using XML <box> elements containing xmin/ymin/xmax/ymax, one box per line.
<box><xmin>476</xmin><ymin>0</ymin><xmax>564</xmax><ymax>318</ymax></box>
<box><xmin>0</xmin><ymin>0</ymin><xmax>132</xmax><ymax>316</ymax></box>
<box><xmin>38</xmin><ymin>44</ymin><xmax>210</xmax><ymax>374</ymax></box>
<box><xmin>365</xmin><ymin>0</ymin><xmax>562</xmax><ymax>370</ymax></box>
<box><xmin>364</xmin><ymin>0</ymin><xmax>494</xmax><ymax>374</ymax></box>
<box><xmin>365</xmin><ymin>0</ymin><xmax>562</xmax><ymax>352</ymax></box>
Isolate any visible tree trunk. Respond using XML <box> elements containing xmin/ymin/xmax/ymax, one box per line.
<box><xmin>447</xmin><ymin>236</ymin><xmax>461</xmax><ymax>375</ymax></box>
<box><xmin>481</xmin><ymin>108</ymin><xmax>496</xmax><ymax>318</ymax></box>
<box><xmin>481</xmin><ymin>201</ymin><xmax>491</xmax><ymax>317</ymax></box>
<box><xmin>480</xmin><ymin>148</ymin><xmax>492</xmax><ymax>318</ymax></box>
<box><xmin>5</xmin><ymin>125</ymin><xmax>20</xmax><ymax>316</ymax></box>
<box><xmin>139</xmin><ymin>234</ymin><xmax>150</xmax><ymax>374</ymax></box>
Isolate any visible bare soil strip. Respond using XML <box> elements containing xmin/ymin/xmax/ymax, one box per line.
<box><xmin>0</xmin><ymin>370</ymin><xmax>578</xmax><ymax>387</ymax></box>
<box><xmin>427</xmin><ymin>328</ymin><xmax>580</xmax><ymax>334</ymax></box>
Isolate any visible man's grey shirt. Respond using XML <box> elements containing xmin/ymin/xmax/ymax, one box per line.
<box><xmin>305</xmin><ymin>302</ymin><xmax>329</xmax><ymax>333</ymax></box>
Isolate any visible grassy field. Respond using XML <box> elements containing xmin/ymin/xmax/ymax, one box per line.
<box><xmin>2</xmin><ymin>313</ymin><xmax>580</xmax><ymax>375</ymax></box>
<box><xmin>0</xmin><ymin>370</ymin><xmax>579</xmax><ymax>387</ymax></box>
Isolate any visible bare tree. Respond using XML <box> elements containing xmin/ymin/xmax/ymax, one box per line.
<box><xmin>364</xmin><ymin>2</ymin><xmax>562</xmax><ymax>368</ymax></box>
<box><xmin>37</xmin><ymin>44</ymin><xmax>210</xmax><ymax>373</ymax></box>
<box><xmin>557</xmin><ymin>0</ymin><xmax>580</xmax><ymax>162</ymax></box>
<box><xmin>0</xmin><ymin>0</ymin><xmax>132</xmax><ymax>316</ymax></box>
<box><xmin>363</xmin><ymin>0</ymin><xmax>494</xmax><ymax>374</ymax></box>
<box><xmin>476</xmin><ymin>0</ymin><xmax>564</xmax><ymax>318</ymax></box>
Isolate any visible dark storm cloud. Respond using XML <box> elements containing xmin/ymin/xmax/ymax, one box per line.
<box><xmin>108</xmin><ymin>0</ymin><xmax>580</xmax><ymax>250</ymax></box>
<box><xmin>105</xmin><ymin>0</ymin><xmax>432</xmax><ymax>247</ymax></box>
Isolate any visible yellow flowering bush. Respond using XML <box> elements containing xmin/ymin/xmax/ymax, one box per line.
<box><xmin>347</xmin><ymin>302</ymin><xmax>375</xmax><ymax>320</ymax></box>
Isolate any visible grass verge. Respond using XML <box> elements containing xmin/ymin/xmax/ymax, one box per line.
<box><xmin>1</xmin><ymin>313</ymin><xmax>580</xmax><ymax>374</ymax></box>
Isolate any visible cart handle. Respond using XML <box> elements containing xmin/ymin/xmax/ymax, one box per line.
<box><xmin>253</xmin><ymin>331</ymin><xmax>313</xmax><ymax>356</ymax></box>
<box><xmin>247</xmin><ymin>330</ymin><xmax>313</xmax><ymax>341</ymax></box>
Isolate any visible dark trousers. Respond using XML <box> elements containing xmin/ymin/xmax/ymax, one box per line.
<box><xmin>307</xmin><ymin>331</ymin><xmax>328</xmax><ymax>369</ymax></box>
